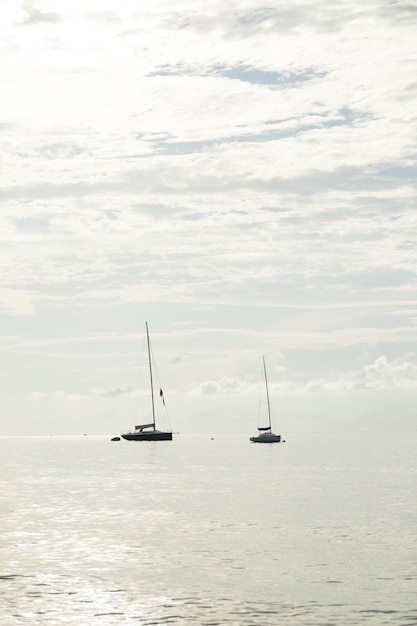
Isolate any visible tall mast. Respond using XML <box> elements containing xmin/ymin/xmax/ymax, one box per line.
<box><xmin>146</xmin><ymin>322</ymin><xmax>156</xmax><ymax>429</ymax></box>
<box><xmin>263</xmin><ymin>356</ymin><xmax>271</xmax><ymax>429</ymax></box>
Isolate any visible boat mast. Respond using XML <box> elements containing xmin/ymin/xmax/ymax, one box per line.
<box><xmin>263</xmin><ymin>356</ymin><xmax>271</xmax><ymax>429</ymax></box>
<box><xmin>146</xmin><ymin>322</ymin><xmax>156</xmax><ymax>430</ymax></box>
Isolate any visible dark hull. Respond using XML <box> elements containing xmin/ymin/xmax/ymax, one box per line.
<box><xmin>250</xmin><ymin>434</ymin><xmax>281</xmax><ymax>443</ymax></box>
<box><xmin>121</xmin><ymin>431</ymin><xmax>172</xmax><ymax>441</ymax></box>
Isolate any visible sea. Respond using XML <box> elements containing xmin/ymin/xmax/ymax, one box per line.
<box><xmin>1</xmin><ymin>432</ymin><xmax>416</xmax><ymax>626</ymax></box>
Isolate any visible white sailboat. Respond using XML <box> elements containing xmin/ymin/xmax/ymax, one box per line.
<box><xmin>250</xmin><ymin>356</ymin><xmax>282</xmax><ymax>443</ymax></box>
<box><xmin>121</xmin><ymin>323</ymin><xmax>173</xmax><ymax>441</ymax></box>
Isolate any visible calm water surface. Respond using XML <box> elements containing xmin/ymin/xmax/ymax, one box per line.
<box><xmin>1</xmin><ymin>432</ymin><xmax>416</xmax><ymax>625</ymax></box>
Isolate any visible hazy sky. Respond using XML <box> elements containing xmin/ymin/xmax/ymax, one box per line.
<box><xmin>1</xmin><ymin>0</ymin><xmax>417</xmax><ymax>435</ymax></box>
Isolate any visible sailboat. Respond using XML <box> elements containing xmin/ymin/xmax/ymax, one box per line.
<box><xmin>250</xmin><ymin>356</ymin><xmax>282</xmax><ymax>443</ymax></box>
<box><xmin>121</xmin><ymin>323</ymin><xmax>173</xmax><ymax>441</ymax></box>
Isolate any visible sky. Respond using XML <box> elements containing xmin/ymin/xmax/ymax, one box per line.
<box><xmin>1</xmin><ymin>0</ymin><xmax>417</xmax><ymax>436</ymax></box>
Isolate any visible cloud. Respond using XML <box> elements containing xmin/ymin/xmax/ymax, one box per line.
<box><xmin>31</xmin><ymin>390</ymin><xmax>81</xmax><ymax>399</ymax></box>
<box><xmin>185</xmin><ymin>377</ymin><xmax>253</xmax><ymax>396</ymax></box>
<box><xmin>304</xmin><ymin>354</ymin><xmax>417</xmax><ymax>392</ymax></box>
<box><xmin>360</xmin><ymin>354</ymin><xmax>417</xmax><ymax>390</ymax></box>
<box><xmin>89</xmin><ymin>385</ymin><xmax>134</xmax><ymax>397</ymax></box>
<box><xmin>0</xmin><ymin>287</ymin><xmax>38</xmax><ymax>316</ymax></box>
<box><xmin>30</xmin><ymin>385</ymin><xmax>135</xmax><ymax>399</ymax></box>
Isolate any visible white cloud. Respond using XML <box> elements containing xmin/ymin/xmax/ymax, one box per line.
<box><xmin>184</xmin><ymin>377</ymin><xmax>254</xmax><ymax>396</ymax></box>
<box><xmin>31</xmin><ymin>390</ymin><xmax>81</xmax><ymax>399</ymax></box>
<box><xmin>360</xmin><ymin>354</ymin><xmax>417</xmax><ymax>390</ymax></box>
<box><xmin>304</xmin><ymin>354</ymin><xmax>417</xmax><ymax>392</ymax></box>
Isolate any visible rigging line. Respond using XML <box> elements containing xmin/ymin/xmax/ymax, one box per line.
<box><xmin>149</xmin><ymin>336</ymin><xmax>172</xmax><ymax>431</ymax></box>
<box><xmin>257</xmin><ymin>377</ymin><xmax>262</xmax><ymax>426</ymax></box>
<box><xmin>257</xmin><ymin>359</ymin><xmax>274</xmax><ymax>427</ymax></box>
<box><xmin>131</xmin><ymin>332</ymin><xmax>148</xmax><ymax>424</ymax></box>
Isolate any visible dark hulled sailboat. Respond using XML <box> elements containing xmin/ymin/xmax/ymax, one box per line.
<box><xmin>122</xmin><ymin>323</ymin><xmax>173</xmax><ymax>441</ymax></box>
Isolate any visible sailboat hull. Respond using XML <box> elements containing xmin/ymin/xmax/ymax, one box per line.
<box><xmin>250</xmin><ymin>433</ymin><xmax>281</xmax><ymax>443</ymax></box>
<box><xmin>121</xmin><ymin>430</ymin><xmax>172</xmax><ymax>441</ymax></box>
